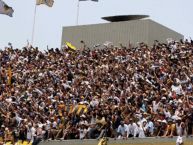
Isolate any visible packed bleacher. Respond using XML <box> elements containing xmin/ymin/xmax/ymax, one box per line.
<box><xmin>0</xmin><ymin>39</ymin><xmax>193</xmax><ymax>145</ymax></box>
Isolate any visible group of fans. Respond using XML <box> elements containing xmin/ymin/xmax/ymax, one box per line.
<box><xmin>0</xmin><ymin>39</ymin><xmax>193</xmax><ymax>145</ymax></box>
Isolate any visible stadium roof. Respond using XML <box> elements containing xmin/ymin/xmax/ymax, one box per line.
<box><xmin>102</xmin><ymin>15</ymin><xmax>149</xmax><ymax>22</ymax></box>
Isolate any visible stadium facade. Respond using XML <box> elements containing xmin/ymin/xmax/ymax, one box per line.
<box><xmin>61</xmin><ymin>15</ymin><xmax>183</xmax><ymax>48</ymax></box>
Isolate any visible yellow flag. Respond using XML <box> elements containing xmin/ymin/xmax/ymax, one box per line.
<box><xmin>66</xmin><ymin>42</ymin><xmax>77</xmax><ymax>51</ymax></box>
<box><xmin>64</xmin><ymin>105</ymin><xmax>74</xmax><ymax>115</ymax></box>
<box><xmin>77</xmin><ymin>105</ymin><xmax>83</xmax><ymax>115</ymax></box>
<box><xmin>69</xmin><ymin>105</ymin><xmax>74</xmax><ymax>114</ymax></box>
<box><xmin>22</xmin><ymin>141</ymin><xmax>28</xmax><ymax>145</ymax></box>
<box><xmin>16</xmin><ymin>140</ymin><xmax>23</xmax><ymax>145</ymax></box>
<box><xmin>98</xmin><ymin>138</ymin><xmax>107</xmax><ymax>145</ymax></box>
<box><xmin>5</xmin><ymin>142</ymin><xmax>12</xmax><ymax>145</ymax></box>
<box><xmin>83</xmin><ymin>107</ymin><xmax>88</xmax><ymax>114</ymax></box>
<box><xmin>71</xmin><ymin>104</ymin><xmax>88</xmax><ymax>115</ymax></box>
<box><xmin>7</xmin><ymin>67</ymin><xmax>12</xmax><ymax>85</ymax></box>
<box><xmin>77</xmin><ymin>104</ymin><xmax>88</xmax><ymax>115</ymax></box>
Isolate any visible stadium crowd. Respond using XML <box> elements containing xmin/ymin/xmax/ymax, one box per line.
<box><xmin>0</xmin><ymin>39</ymin><xmax>193</xmax><ymax>144</ymax></box>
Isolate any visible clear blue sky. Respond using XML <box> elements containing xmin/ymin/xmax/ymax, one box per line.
<box><xmin>0</xmin><ymin>0</ymin><xmax>192</xmax><ymax>50</ymax></box>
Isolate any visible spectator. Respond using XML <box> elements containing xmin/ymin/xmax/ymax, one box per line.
<box><xmin>117</xmin><ymin>121</ymin><xmax>127</xmax><ymax>139</ymax></box>
<box><xmin>127</xmin><ymin>119</ymin><xmax>139</xmax><ymax>138</ymax></box>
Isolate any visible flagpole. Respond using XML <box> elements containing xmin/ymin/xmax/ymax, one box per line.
<box><xmin>31</xmin><ymin>4</ymin><xmax>37</xmax><ymax>46</ymax></box>
<box><xmin>76</xmin><ymin>0</ymin><xmax>80</xmax><ymax>25</ymax></box>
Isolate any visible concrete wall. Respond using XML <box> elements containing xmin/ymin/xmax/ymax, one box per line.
<box><xmin>61</xmin><ymin>19</ymin><xmax>183</xmax><ymax>48</ymax></box>
<box><xmin>39</xmin><ymin>137</ymin><xmax>193</xmax><ymax>145</ymax></box>
<box><xmin>147</xmin><ymin>20</ymin><xmax>184</xmax><ymax>45</ymax></box>
<box><xmin>61</xmin><ymin>20</ymin><xmax>148</xmax><ymax>48</ymax></box>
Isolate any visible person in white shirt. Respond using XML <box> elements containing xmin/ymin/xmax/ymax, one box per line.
<box><xmin>171</xmin><ymin>80</ymin><xmax>183</xmax><ymax>95</ymax></box>
<box><xmin>152</xmin><ymin>98</ymin><xmax>160</xmax><ymax>113</ymax></box>
<box><xmin>138</xmin><ymin>114</ymin><xmax>147</xmax><ymax>126</ymax></box>
<box><xmin>126</xmin><ymin>119</ymin><xmax>139</xmax><ymax>138</ymax></box>
<box><xmin>117</xmin><ymin>121</ymin><xmax>127</xmax><ymax>139</ymax></box>
<box><xmin>138</xmin><ymin>121</ymin><xmax>146</xmax><ymax>138</ymax></box>
<box><xmin>79</xmin><ymin>115</ymin><xmax>88</xmax><ymax>126</ymax></box>
<box><xmin>90</xmin><ymin>97</ymin><xmax>99</xmax><ymax>108</ymax></box>
<box><xmin>78</xmin><ymin>124</ymin><xmax>87</xmax><ymax>139</ymax></box>
<box><xmin>26</xmin><ymin>123</ymin><xmax>36</xmax><ymax>142</ymax></box>
<box><xmin>176</xmin><ymin>120</ymin><xmax>187</xmax><ymax>137</ymax></box>
<box><xmin>164</xmin><ymin>108</ymin><xmax>172</xmax><ymax>118</ymax></box>
<box><xmin>145</xmin><ymin>118</ymin><xmax>154</xmax><ymax>136</ymax></box>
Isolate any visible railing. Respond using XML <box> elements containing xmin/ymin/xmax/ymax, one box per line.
<box><xmin>38</xmin><ymin>137</ymin><xmax>193</xmax><ymax>145</ymax></box>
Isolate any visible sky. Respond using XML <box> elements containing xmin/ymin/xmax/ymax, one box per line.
<box><xmin>0</xmin><ymin>0</ymin><xmax>193</xmax><ymax>50</ymax></box>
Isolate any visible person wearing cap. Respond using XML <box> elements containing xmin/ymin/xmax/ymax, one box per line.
<box><xmin>156</xmin><ymin>119</ymin><xmax>167</xmax><ymax>136</ymax></box>
<box><xmin>162</xmin><ymin>118</ymin><xmax>176</xmax><ymax>137</ymax></box>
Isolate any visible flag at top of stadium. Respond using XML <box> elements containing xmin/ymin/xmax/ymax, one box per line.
<box><xmin>0</xmin><ymin>0</ymin><xmax>14</xmax><ymax>17</ymax></box>
<box><xmin>79</xmin><ymin>0</ymin><xmax>99</xmax><ymax>2</ymax></box>
<box><xmin>36</xmin><ymin>0</ymin><xmax>54</xmax><ymax>7</ymax></box>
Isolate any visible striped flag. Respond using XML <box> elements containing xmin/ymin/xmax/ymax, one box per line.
<box><xmin>36</xmin><ymin>0</ymin><xmax>54</xmax><ymax>7</ymax></box>
<box><xmin>79</xmin><ymin>0</ymin><xmax>98</xmax><ymax>2</ymax></box>
<box><xmin>71</xmin><ymin>104</ymin><xmax>88</xmax><ymax>115</ymax></box>
<box><xmin>0</xmin><ymin>0</ymin><xmax>14</xmax><ymax>17</ymax></box>
<box><xmin>65</xmin><ymin>105</ymin><xmax>74</xmax><ymax>115</ymax></box>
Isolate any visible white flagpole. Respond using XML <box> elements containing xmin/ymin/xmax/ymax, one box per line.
<box><xmin>76</xmin><ymin>0</ymin><xmax>80</xmax><ymax>25</ymax></box>
<box><xmin>31</xmin><ymin>3</ymin><xmax>37</xmax><ymax>46</ymax></box>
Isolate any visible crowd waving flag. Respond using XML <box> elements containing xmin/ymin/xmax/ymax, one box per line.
<box><xmin>79</xmin><ymin>0</ymin><xmax>99</xmax><ymax>2</ymax></box>
<box><xmin>36</xmin><ymin>0</ymin><xmax>54</xmax><ymax>7</ymax></box>
<box><xmin>0</xmin><ymin>0</ymin><xmax>14</xmax><ymax>17</ymax></box>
